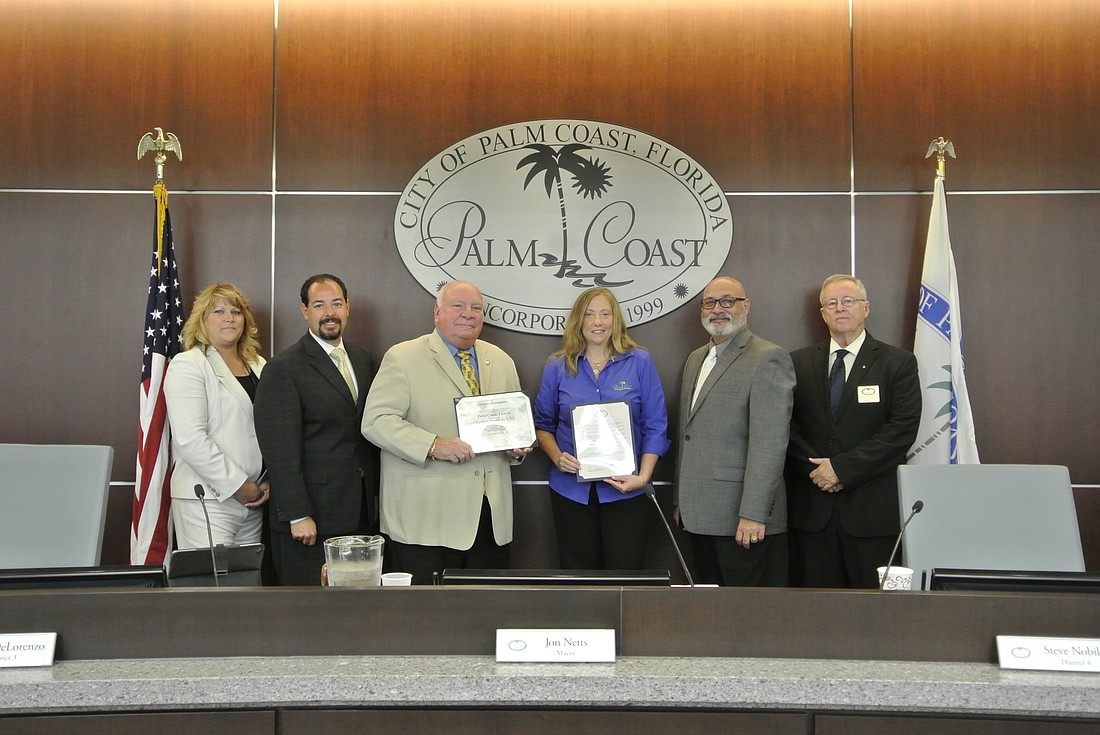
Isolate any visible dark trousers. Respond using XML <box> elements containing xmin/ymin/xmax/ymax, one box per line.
<box><xmin>687</xmin><ymin>531</ymin><xmax>789</xmax><ymax>587</ymax></box>
<box><xmin>789</xmin><ymin>512</ymin><xmax>895</xmax><ymax>589</ymax></box>
<box><xmin>550</xmin><ymin>485</ymin><xmax>650</xmax><ymax>570</ymax></box>
<box><xmin>271</xmin><ymin>530</ymin><xmax>348</xmax><ymax>587</ymax></box>
<box><xmin>387</xmin><ymin>496</ymin><xmax>509</xmax><ymax>585</ymax></box>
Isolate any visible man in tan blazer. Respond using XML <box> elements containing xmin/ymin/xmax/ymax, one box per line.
<box><xmin>362</xmin><ymin>281</ymin><xmax>531</xmax><ymax>584</ymax></box>
<box><xmin>674</xmin><ymin>276</ymin><xmax>795</xmax><ymax>586</ymax></box>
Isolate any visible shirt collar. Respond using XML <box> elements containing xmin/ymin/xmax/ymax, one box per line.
<box><xmin>829</xmin><ymin>329</ymin><xmax>866</xmax><ymax>358</ymax></box>
<box><xmin>308</xmin><ymin>330</ymin><xmax>342</xmax><ymax>356</ymax></box>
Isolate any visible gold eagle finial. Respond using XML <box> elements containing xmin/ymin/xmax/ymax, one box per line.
<box><xmin>137</xmin><ymin>127</ymin><xmax>182</xmax><ymax>183</ymax></box>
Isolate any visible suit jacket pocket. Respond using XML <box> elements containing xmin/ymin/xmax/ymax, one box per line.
<box><xmin>713</xmin><ymin>465</ymin><xmax>745</xmax><ymax>482</ymax></box>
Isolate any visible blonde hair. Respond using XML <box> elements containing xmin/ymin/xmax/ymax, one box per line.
<box><xmin>550</xmin><ymin>287</ymin><xmax>642</xmax><ymax>377</ymax></box>
<box><xmin>182</xmin><ymin>282</ymin><xmax>262</xmax><ymax>363</ymax></box>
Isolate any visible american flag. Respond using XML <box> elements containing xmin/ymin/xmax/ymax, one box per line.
<box><xmin>131</xmin><ymin>182</ymin><xmax>187</xmax><ymax>565</ymax></box>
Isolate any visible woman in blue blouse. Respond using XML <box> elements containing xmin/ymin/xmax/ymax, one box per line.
<box><xmin>533</xmin><ymin>287</ymin><xmax>670</xmax><ymax>569</ymax></box>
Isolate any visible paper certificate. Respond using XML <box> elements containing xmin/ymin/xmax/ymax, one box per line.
<box><xmin>570</xmin><ymin>401</ymin><xmax>636</xmax><ymax>481</ymax></box>
<box><xmin>455</xmin><ymin>391</ymin><xmax>536</xmax><ymax>454</ymax></box>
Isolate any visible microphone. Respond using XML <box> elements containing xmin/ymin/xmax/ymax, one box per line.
<box><xmin>879</xmin><ymin>500</ymin><xmax>924</xmax><ymax>590</ymax></box>
<box><xmin>193</xmin><ymin>483</ymin><xmax>220</xmax><ymax>587</ymax></box>
<box><xmin>644</xmin><ymin>485</ymin><xmax>694</xmax><ymax>587</ymax></box>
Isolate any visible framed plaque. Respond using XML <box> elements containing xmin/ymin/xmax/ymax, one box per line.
<box><xmin>570</xmin><ymin>400</ymin><xmax>636</xmax><ymax>481</ymax></box>
<box><xmin>455</xmin><ymin>391</ymin><xmax>536</xmax><ymax>454</ymax></box>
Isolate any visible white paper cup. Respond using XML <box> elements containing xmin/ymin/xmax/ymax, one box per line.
<box><xmin>381</xmin><ymin>572</ymin><xmax>413</xmax><ymax>586</ymax></box>
<box><xmin>877</xmin><ymin>565</ymin><xmax>914</xmax><ymax>591</ymax></box>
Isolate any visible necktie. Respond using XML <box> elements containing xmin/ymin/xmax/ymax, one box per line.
<box><xmin>331</xmin><ymin>346</ymin><xmax>357</xmax><ymax>402</ymax></box>
<box><xmin>457</xmin><ymin>350</ymin><xmax>480</xmax><ymax>395</ymax></box>
<box><xmin>829</xmin><ymin>348</ymin><xmax>848</xmax><ymax>417</ymax></box>
<box><xmin>691</xmin><ymin>345</ymin><xmax>717</xmax><ymax>410</ymax></box>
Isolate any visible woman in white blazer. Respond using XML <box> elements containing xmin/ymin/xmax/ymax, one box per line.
<box><xmin>165</xmin><ymin>283</ymin><xmax>269</xmax><ymax>548</ymax></box>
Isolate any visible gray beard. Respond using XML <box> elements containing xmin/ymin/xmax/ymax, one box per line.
<box><xmin>702</xmin><ymin>313</ymin><xmax>745</xmax><ymax>339</ymax></box>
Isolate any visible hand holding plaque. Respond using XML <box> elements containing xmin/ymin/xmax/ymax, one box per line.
<box><xmin>454</xmin><ymin>391</ymin><xmax>536</xmax><ymax>454</ymax></box>
<box><xmin>570</xmin><ymin>401</ymin><xmax>636</xmax><ymax>481</ymax></box>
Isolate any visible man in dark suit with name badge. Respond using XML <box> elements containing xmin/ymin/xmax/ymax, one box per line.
<box><xmin>787</xmin><ymin>274</ymin><xmax>921</xmax><ymax>589</ymax></box>
<box><xmin>255</xmin><ymin>274</ymin><xmax>378</xmax><ymax>585</ymax></box>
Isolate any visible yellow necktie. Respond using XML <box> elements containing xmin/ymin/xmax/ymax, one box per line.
<box><xmin>331</xmin><ymin>346</ymin><xmax>357</xmax><ymax>402</ymax></box>
<box><xmin>457</xmin><ymin>350</ymin><xmax>480</xmax><ymax>395</ymax></box>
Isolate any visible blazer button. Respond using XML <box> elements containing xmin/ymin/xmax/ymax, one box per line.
<box><xmin>685</xmin><ymin>435</ymin><xmax>691</xmax><ymax>442</ymax></box>
<box><xmin>474</xmin><ymin>470</ymin><xmax>481</xmax><ymax>477</ymax></box>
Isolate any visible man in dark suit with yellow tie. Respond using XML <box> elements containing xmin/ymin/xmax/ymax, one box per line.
<box><xmin>255</xmin><ymin>274</ymin><xmax>378</xmax><ymax>586</ymax></box>
<box><xmin>786</xmin><ymin>274</ymin><xmax>921</xmax><ymax>589</ymax></box>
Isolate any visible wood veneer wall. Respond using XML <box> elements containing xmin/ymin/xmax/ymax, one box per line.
<box><xmin>1</xmin><ymin>0</ymin><xmax>1097</xmax><ymax>569</ymax></box>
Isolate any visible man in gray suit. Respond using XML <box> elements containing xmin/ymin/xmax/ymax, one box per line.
<box><xmin>674</xmin><ymin>276</ymin><xmax>796</xmax><ymax>586</ymax></box>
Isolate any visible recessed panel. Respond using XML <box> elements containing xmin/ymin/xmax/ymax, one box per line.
<box><xmin>857</xmin><ymin>193</ymin><xmax>1100</xmax><ymax>481</ymax></box>
<box><xmin>277</xmin><ymin>0</ymin><xmax>851</xmax><ymax>192</ymax></box>
<box><xmin>0</xmin><ymin>0</ymin><xmax>274</xmax><ymax>190</ymax></box>
<box><xmin>854</xmin><ymin>0</ymin><xmax>1100</xmax><ymax>191</ymax></box>
<box><xmin>0</xmin><ymin>192</ymin><xmax>271</xmax><ymax>481</ymax></box>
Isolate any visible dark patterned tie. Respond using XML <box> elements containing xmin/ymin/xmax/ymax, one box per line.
<box><xmin>457</xmin><ymin>350</ymin><xmax>480</xmax><ymax>395</ymax></box>
<box><xmin>829</xmin><ymin>348</ymin><xmax>848</xmax><ymax>417</ymax></box>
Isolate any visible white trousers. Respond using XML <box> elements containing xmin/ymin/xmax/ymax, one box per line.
<box><xmin>171</xmin><ymin>496</ymin><xmax>262</xmax><ymax>549</ymax></box>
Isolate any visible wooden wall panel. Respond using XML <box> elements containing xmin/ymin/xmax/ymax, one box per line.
<box><xmin>0</xmin><ymin>0</ymin><xmax>273</xmax><ymax>190</ymax></box>
<box><xmin>272</xmin><ymin>193</ymin><xmax>851</xmax><ymax>485</ymax></box>
<box><xmin>282</xmin><ymin>710</ymin><xmax>809</xmax><ymax>735</ymax></box>
<box><xmin>817</xmin><ymin>714</ymin><xmax>1099</xmax><ymax>735</ymax></box>
<box><xmin>0</xmin><ymin>192</ymin><xmax>272</xmax><ymax>480</ymax></box>
<box><xmin>0</xmin><ymin>193</ymin><xmax>148</xmax><ymax>472</ymax></box>
<box><xmin>857</xmin><ymin>193</ymin><xmax>1100</xmax><ymax>482</ymax></box>
<box><xmin>276</xmin><ymin>0</ymin><xmax>852</xmax><ymax>192</ymax></box>
<box><xmin>854</xmin><ymin>0</ymin><xmax>1100</xmax><ymax>191</ymax></box>
<box><xmin>2</xmin><ymin>0</ymin><xmax>1098</xmax><ymax>570</ymax></box>
<box><xmin>0</xmin><ymin>712</ymin><xmax>274</xmax><ymax>735</ymax></box>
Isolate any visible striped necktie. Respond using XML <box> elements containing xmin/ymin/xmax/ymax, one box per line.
<box><xmin>457</xmin><ymin>350</ymin><xmax>480</xmax><ymax>395</ymax></box>
<box><xmin>331</xmin><ymin>346</ymin><xmax>357</xmax><ymax>402</ymax></box>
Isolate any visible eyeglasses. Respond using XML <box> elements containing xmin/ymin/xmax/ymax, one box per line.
<box><xmin>822</xmin><ymin>297</ymin><xmax>868</xmax><ymax>311</ymax></box>
<box><xmin>700</xmin><ymin>296</ymin><xmax>746</xmax><ymax>310</ymax></box>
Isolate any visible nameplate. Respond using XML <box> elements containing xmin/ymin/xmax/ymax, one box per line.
<box><xmin>496</xmin><ymin>629</ymin><xmax>616</xmax><ymax>662</ymax></box>
<box><xmin>996</xmin><ymin>635</ymin><xmax>1100</xmax><ymax>672</ymax></box>
<box><xmin>0</xmin><ymin>633</ymin><xmax>57</xmax><ymax>668</ymax></box>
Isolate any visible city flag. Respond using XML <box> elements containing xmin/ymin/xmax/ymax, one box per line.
<box><xmin>131</xmin><ymin>182</ymin><xmax>187</xmax><ymax>564</ymax></box>
<box><xmin>909</xmin><ymin>175</ymin><xmax>980</xmax><ymax>464</ymax></box>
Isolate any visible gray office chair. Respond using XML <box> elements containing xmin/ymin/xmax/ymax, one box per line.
<box><xmin>0</xmin><ymin>443</ymin><xmax>114</xmax><ymax>568</ymax></box>
<box><xmin>897</xmin><ymin>464</ymin><xmax>1085</xmax><ymax>589</ymax></box>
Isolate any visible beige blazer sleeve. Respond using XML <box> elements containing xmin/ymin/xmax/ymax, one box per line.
<box><xmin>362</xmin><ymin>332</ymin><xmax>522</xmax><ymax>549</ymax></box>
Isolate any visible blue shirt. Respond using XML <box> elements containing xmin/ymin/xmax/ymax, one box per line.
<box><xmin>533</xmin><ymin>348</ymin><xmax>670</xmax><ymax>504</ymax></box>
<box><xmin>437</xmin><ymin>330</ymin><xmax>479</xmax><ymax>382</ymax></box>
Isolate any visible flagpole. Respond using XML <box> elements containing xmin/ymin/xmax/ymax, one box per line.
<box><xmin>132</xmin><ymin>128</ymin><xmax>187</xmax><ymax>566</ymax></box>
<box><xmin>910</xmin><ymin>137</ymin><xmax>980</xmax><ymax>465</ymax></box>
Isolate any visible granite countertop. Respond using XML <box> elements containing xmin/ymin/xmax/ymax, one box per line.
<box><xmin>1</xmin><ymin>655</ymin><xmax>1097</xmax><ymax>718</ymax></box>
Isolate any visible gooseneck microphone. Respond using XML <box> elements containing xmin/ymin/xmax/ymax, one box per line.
<box><xmin>879</xmin><ymin>500</ymin><xmax>924</xmax><ymax>590</ymax></box>
<box><xmin>194</xmin><ymin>483</ymin><xmax>220</xmax><ymax>587</ymax></box>
<box><xmin>644</xmin><ymin>484</ymin><xmax>694</xmax><ymax>587</ymax></box>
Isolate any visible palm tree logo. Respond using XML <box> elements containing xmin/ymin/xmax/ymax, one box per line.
<box><xmin>516</xmin><ymin>143</ymin><xmax>620</xmax><ymax>285</ymax></box>
<box><xmin>926</xmin><ymin>363</ymin><xmax>962</xmax><ymax>460</ymax></box>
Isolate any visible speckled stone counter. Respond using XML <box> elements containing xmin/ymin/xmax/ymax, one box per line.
<box><xmin>1</xmin><ymin>655</ymin><xmax>1097</xmax><ymax>719</ymax></box>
